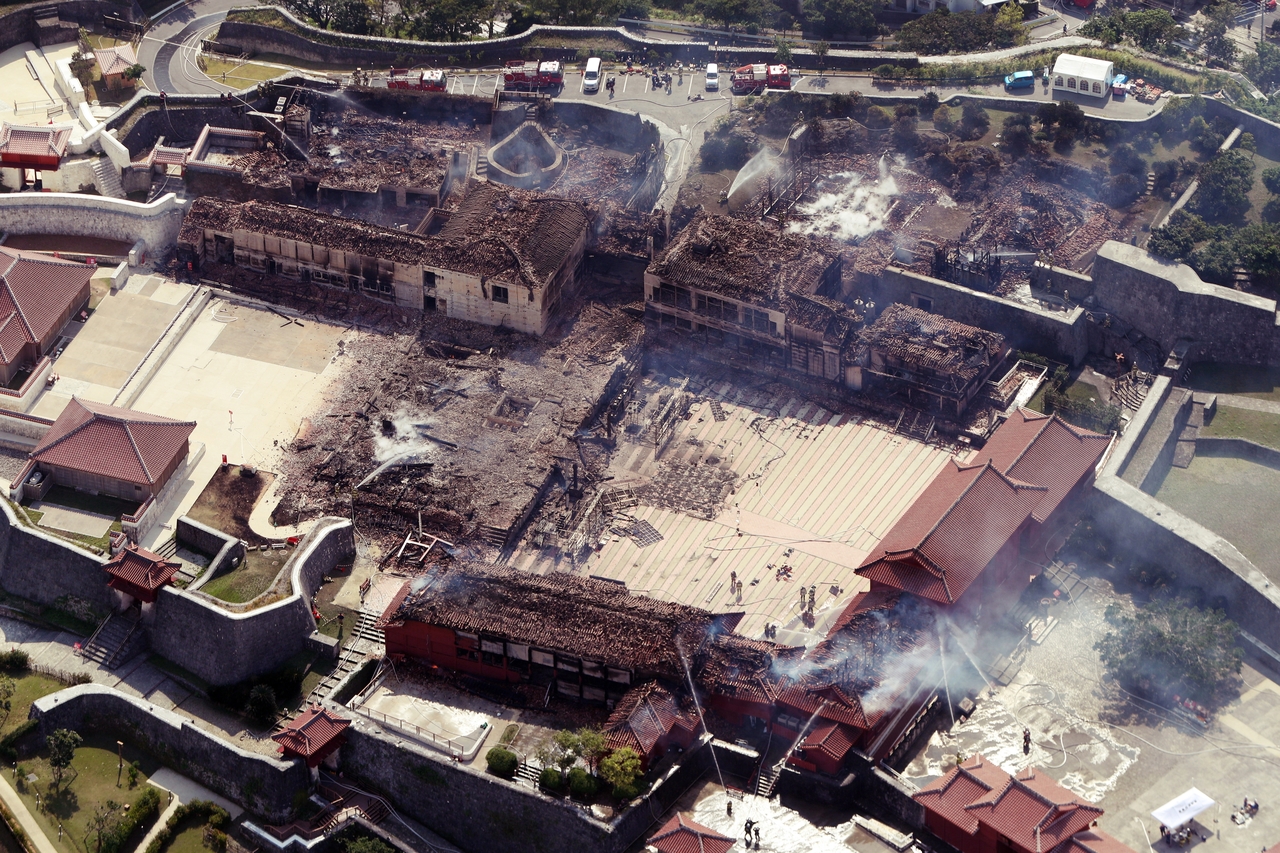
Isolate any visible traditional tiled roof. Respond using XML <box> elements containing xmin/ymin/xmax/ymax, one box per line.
<box><xmin>604</xmin><ymin>681</ymin><xmax>699</xmax><ymax>756</ymax></box>
<box><xmin>856</xmin><ymin>461</ymin><xmax>1046</xmax><ymax>604</ymax></box>
<box><xmin>0</xmin><ymin>246</ymin><xmax>91</xmax><ymax>367</ymax></box>
<box><xmin>31</xmin><ymin>398</ymin><xmax>195</xmax><ymax>487</ymax></box>
<box><xmin>0</xmin><ymin>123</ymin><xmax>71</xmax><ymax>160</ymax></box>
<box><xmin>1053</xmin><ymin>829</ymin><xmax>1137</xmax><ymax>853</ymax></box>
<box><xmin>796</xmin><ymin>720</ymin><xmax>857</xmax><ymax>763</ymax></box>
<box><xmin>380</xmin><ymin>564</ymin><xmax>736</xmax><ymax>678</ymax></box>
<box><xmin>94</xmin><ymin>44</ymin><xmax>137</xmax><ymax>77</ymax></box>
<box><xmin>272</xmin><ymin>705</ymin><xmax>350</xmax><ymax>760</ymax></box>
<box><xmin>648</xmin><ymin>814</ymin><xmax>736</xmax><ymax>853</ymax></box>
<box><xmin>856</xmin><ymin>409</ymin><xmax>1107</xmax><ymax>605</ymax></box>
<box><xmin>973</xmin><ymin>409</ymin><xmax>1111</xmax><ymax>523</ymax></box>
<box><xmin>852</xmin><ymin>303</ymin><xmax>1007</xmax><ymax>384</ymax></box>
<box><xmin>777</xmin><ymin>682</ymin><xmax>869</xmax><ymax>729</ymax></box>
<box><xmin>103</xmin><ymin>545</ymin><xmax>181</xmax><ymax>591</ymax></box>
<box><xmin>916</xmin><ymin>756</ymin><xmax>1108</xmax><ymax>853</ymax></box>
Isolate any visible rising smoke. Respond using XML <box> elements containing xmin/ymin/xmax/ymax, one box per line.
<box><xmin>358</xmin><ymin>406</ymin><xmax>440</xmax><ymax>488</ymax></box>
<box><xmin>788</xmin><ymin>154</ymin><xmax>898</xmax><ymax>243</ymax></box>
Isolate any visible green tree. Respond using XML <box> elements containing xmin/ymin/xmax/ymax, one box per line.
<box><xmin>599</xmin><ymin>746</ymin><xmax>643</xmax><ymax>795</ymax></box>
<box><xmin>811</xmin><ymin>40</ymin><xmax>830</xmax><ymax>72</ymax></box>
<box><xmin>122</xmin><ymin>63</ymin><xmax>146</xmax><ymax>81</ymax></box>
<box><xmin>485</xmin><ymin>746</ymin><xmax>519</xmax><ymax>778</ymax></box>
<box><xmin>244</xmin><ymin>684</ymin><xmax>278</xmax><ymax>726</ymax></box>
<box><xmin>1095</xmin><ymin>597</ymin><xmax>1243</xmax><ymax>704</ymax></box>
<box><xmin>576</xmin><ymin>728</ymin><xmax>608</xmax><ymax>773</ymax></box>
<box><xmin>1193</xmin><ymin>150</ymin><xmax>1256</xmax><ymax>220</ymax></box>
<box><xmin>804</xmin><ymin>0</ymin><xmax>877</xmax><ymax>39</ymax></box>
<box><xmin>1189</xmin><ymin>238</ymin><xmax>1238</xmax><ymax>284</ymax></box>
<box><xmin>774</xmin><ymin>35</ymin><xmax>794</xmax><ymax>63</ymax></box>
<box><xmin>1243</xmin><ymin>40</ymin><xmax>1280</xmax><ymax>90</ymax></box>
<box><xmin>0</xmin><ymin>674</ymin><xmax>13</xmax><ymax>722</ymax></box>
<box><xmin>552</xmin><ymin>729</ymin><xmax>583</xmax><ymax>770</ymax></box>
<box><xmin>959</xmin><ymin>103</ymin><xmax>989</xmax><ymax>140</ymax></box>
<box><xmin>85</xmin><ymin>801</ymin><xmax>121</xmax><ymax>853</ymax></box>
<box><xmin>695</xmin><ymin>0</ymin><xmax>775</xmax><ymax>31</ymax></box>
<box><xmin>567</xmin><ymin>766</ymin><xmax>598</xmax><ymax>798</ymax></box>
<box><xmin>1148</xmin><ymin>209</ymin><xmax>1211</xmax><ymax>260</ymax></box>
<box><xmin>1002</xmin><ymin>113</ymin><xmax>1033</xmax><ymax>155</ymax></box>
<box><xmin>1198</xmin><ymin>0</ymin><xmax>1241</xmax><ymax>65</ymax></box>
<box><xmin>1110</xmin><ymin>143</ymin><xmax>1146</xmax><ymax>177</ymax></box>
<box><xmin>331</xmin><ymin>0</ymin><xmax>372</xmax><ymax>33</ymax></box>
<box><xmin>1236</xmin><ymin>223</ymin><xmax>1280</xmax><ymax>280</ymax></box>
<box><xmin>992</xmin><ymin>0</ymin><xmax>1027</xmax><ymax>44</ymax></box>
<box><xmin>1261</xmin><ymin>166</ymin><xmax>1280</xmax><ymax>195</ymax></box>
<box><xmin>343</xmin><ymin>835</ymin><xmax>394</xmax><ymax>853</ymax></box>
<box><xmin>69</xmin><ymin>50</ymin><xmax>95</xmax><ymax>91</ymax></box>
<box><xmin>1079</xmin><ymin>10</ymin><xmax>1125</xmax><ymax>45</ymax></box>
<box><xmin>402</xmin><ymin>0</ymin><xmax>488</xmax><ymax>39</ymax></box>
<box><xmin>46</xmin><ymin>728</ymin><xmax>82</xmax><ymax>789</ymax></box>
<box><xmin>1188</xmin><ymin>116</ymin><xmax>1224</xmax><ymax>154</ymax></box>
<box><xmin>283</xmin><ymin>0</ymin><xmax>338</xmax><ymax>28</ymax></box>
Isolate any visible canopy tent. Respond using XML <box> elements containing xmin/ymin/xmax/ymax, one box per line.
<box><xmin>1151</xmin><ymin>788</ymin><xmax>1215</xmax><ymax>828</ymax></box>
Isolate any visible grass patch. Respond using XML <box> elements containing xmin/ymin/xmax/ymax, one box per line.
<box><xmin>13</xmin><ymin>733</ymin><xmax>161</xmax><ymax>853</ymax></box>
<box><xmin>201</xmin><ymin>58</ymin><xmax>287</xmax><ymax>85</ymax></box>
<box><xmin>199</xmin><ymin>548</ymin><xmax>286</xmax><ymax>604</ymax></box>
<box><xmin>312</xmin><ymin>569</ymin><xmax>357</xmax><ymax>640</ymax></box>
<box><xmin>1</xmin><ymin>674</ymin><xmax>65</xmax><ymax>739</ymax></box>
<box><xmin>1202</xmin><ymin>405</ymin><xmax>1280</xmax><ymax>450</ymax></box>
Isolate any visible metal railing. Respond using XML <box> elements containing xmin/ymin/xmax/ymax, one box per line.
<box><xmin>352</xmin><ymin>706</ymin><xmax>468</xmax><ymax>757</ymax></box>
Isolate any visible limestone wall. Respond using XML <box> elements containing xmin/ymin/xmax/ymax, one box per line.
<box><xmin>0</xmin><ymin>193</ymin><xmax>187</xmax><ymax>256</ymax></box>
<box><xmin>0</xmin><ymin>498</ymin><xmax>111</xmax><ymax>613</ymax></box>
<box><xmin>31</xmin><ymin>684</ymin><xmax>308</xmax><ymax>821</ymax></box>
<box><xmin>146</xmin><ymin>518</ymin><xmax>354</xmax><ymax>686</ymax></box>
<box><xmin>871</xmin><ymin>267</ymin><xmax>1089</xmax><ymax>364</ymax></box>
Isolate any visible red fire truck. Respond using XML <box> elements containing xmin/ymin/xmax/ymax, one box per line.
<box><xmin>503</xmin><ymin>60</ymin><xmax>565</xmax><ymax>89</ymax></box>
<box><xmin>386</xmin><ymin>68</ymin><xmax>448</xmax><ymax>92</ymax></box>
<box><xmin>731</xmin><ymin>63</ymin><xmax>791</xmax><ymax>94</ymax></box>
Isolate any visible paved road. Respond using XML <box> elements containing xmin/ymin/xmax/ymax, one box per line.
<box><xmin>139</xmin><ymin>0</ymin><xmax>248</xmax><ymax>95</ymax></box>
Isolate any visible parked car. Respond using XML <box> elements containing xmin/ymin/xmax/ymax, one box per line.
<box><xmin>583</xmin><ymin>56</ymin><xmax>602</xmax><ymax>93</ymax></box>
<box><xmin>1004</xmin><ymin>70</ymin><xmax>1035</xmax><ymax>90</ymax></box>
<box><xmin>706</xmin><ymin>63</ymin><xmax>719</xmax><ymax>91</ymax></box>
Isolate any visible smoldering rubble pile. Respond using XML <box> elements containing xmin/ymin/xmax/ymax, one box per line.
<box><xmin>271</xmin><ymin>299</ymin><xmax>644</xmax><ymax>556</ymax></box>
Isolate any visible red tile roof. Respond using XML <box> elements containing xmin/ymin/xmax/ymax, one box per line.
<box><xmin>916</xmin><ymin>756</ymin><xmax>1108</xmax><ymax>853</ymax></box>
<box><xmin>604</xmin><ymin>681</ymin><xmax>699</xmax><ymax>757</ymax></box>
<box><xmin>856</xmin><ymin>461</ymin><xmax>1046</xmax><ymax>604</ymax></box>
<box><xmin>974</xmin><ymin>409</ymin><xmax>1111</xmax><ymax>523</ymax></box>
<box><xmin>796</xmin><ymin>721</ymin><xmax>856</xmax><ymax>763</ymax></box>
<box><xmin>103</xmin><ymin>544</ymin><xmax>181</xmax><ymax>591</ymax></box>
<box><xmin>856</xmin><ymin>411</ymin><xmax>1107</xmax><ymax>605</ymax></box>
<box><xmin>0</xmin><ymin>123</ymin><xmax>71</xmax><ymax>160</ymax></box>
<box><xmin>777</xmin><ymin>682</ymin><xmax>870</xmax><ymax>729</ymax></box>
<box><xmin>648</xmin><ymin>814</ymin><xmax>736</xmax><ymax>853</ymax></box>
<box><xmin>1052</xmin><ymin>829</ymin><xmax>1137</xmax><ymax>853</ymax></box>
<box><xmin>272</xmin><ymin>705</ymin><xmax>350</xmax><ymax>762</ymax></box>
<box><xmin>31</xmin><ymin>398</ymin><xmax>196</xmax><ymax>487</ymax></box>
<box><xmin>94</xmin><ymin>44</ymin><xmax>137</xmax><ymax>77</ymax></box>
<box><xmin>0</xmin><ymin>246</ymin><xmax>92</xmax><ymax>367</ymax></box>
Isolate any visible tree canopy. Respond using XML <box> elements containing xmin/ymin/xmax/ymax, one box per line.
<box><xmin>804</xmin><ymin>0</ymin><xmax>878</xmax><ymax>38</ymax></box>
<box><xmin>47</xmin><ymin>728</ymin><xmax>82</xmax><ymax>788</ymax></box>
<box><xmin>1080</xmin><ymin>9</ymin><xmax>1184</xmax><ymax>52</ymax></box>
<box><xmin>1197</xmin><ymin>0</ymin><xmax>1241</xmax><ymax>65</ymax></box>
<box><xmin>896</xmin><ymin>7</ymin><xmax>1026</xmax><ymax>54</ymax></box>
<box><xmin>1095</xmin><ymin>597</ymin><xmax>1242</xmax><ymax>705</ymax></box>
<box><xmin>1192</xmin><ymin>150</ymin><xmax>1255</xmax><ymax>221</ymax></box>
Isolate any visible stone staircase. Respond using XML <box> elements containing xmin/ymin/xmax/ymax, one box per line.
<box><xmin>349</xmin><ymin>609</ymin><xmax>384</xmax><ymax>645</ymax></box>
<box><xmin>81</xmin><ymin>610</ymin><xmax>145</xmax><ymax>669</ymax></box>
<box><xmin>474</xmin><ymin>150</ymin><xmax>489</xmax><ymax>179</ymax></box>
<box><xmin>302</xmin><ymin>610</ymin><xmax>383</xmax><ymax>706</ymax></box>
<box><xmin>91</xmin><ymin>158</ymin><xmax>126</xmax><ymax>199</ymax></box>
<box><xmin>515</xmin><ymin>761</ymin><xmax>542</xmax><ymax>786</ymax></box>
<box><xmin>155</xmin><ymin>536</ymin><xmax>203</xmax><ymax>587</ymax></box>
<box><xmin>754</xmin><ymin>762</ymin><xmax>781</xmax><ymax>798</ymax></box>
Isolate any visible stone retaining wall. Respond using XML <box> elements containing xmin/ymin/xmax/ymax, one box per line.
<box><xmin>0</xmin><ymin>193</ymin><xmax>187</xmax><ymax>256</ymax></box>
<box><xmin>31</xmin><ymin>684</ymin><xmax>308</xmax><ymax>821</ymax></box>
<box><xmin>146</xmin><ymin>517</ymin><xmax>354</xmax><ymax>686</ymax></box>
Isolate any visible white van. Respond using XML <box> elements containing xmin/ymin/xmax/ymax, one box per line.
<box><xmin>706</xmin><ymin>63</ymin><xmax>719</xmax><ymax>91</ymax></box>
<box><xmin>583</xmin><ymin>57</ymin><xmax>602</xmax><ymax>93</ymax></box>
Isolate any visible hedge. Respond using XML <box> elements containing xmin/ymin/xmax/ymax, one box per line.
<box><xmin>485</xmin><ymin>747</ymin><xmax>518</xmax><ymax>779</ymax></box>
<box><xmin>144</xmin><ymin>801</ymin><xmax>231</xmax><ymax>853</ymax></box>
<box><xmin>0</xmin><ymin>719</ymin><xmax>39</xmax><ymax>762</ymax></box>
<box><xmin>102</xmin><ymin>787</ymin><xmax>162</xmax><ymax>853</ymax></box>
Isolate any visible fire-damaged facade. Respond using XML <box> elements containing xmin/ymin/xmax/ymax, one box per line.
<box><xmin>847</xmin><ymin>304</ymin><xmax>1011</xmax><ymax>416</ymax></box>
<box><xmin>857</xmin><ymin>409</ymin><xmax>1111</xmax><ymax>614</ymax></box>
<box><xmin>178</xmin><ymin>185</ymin><xmax>590</xmax><ymax>335</ymax></box>
<box><xmin>376</xmin><ymin>561</ymin><xmax>951</xmax><ymax>773</ymax></box>
<box><xmin>643</xmin><ymin>214</ymin><xmax>851</xmax><ymax>382</ymax></box>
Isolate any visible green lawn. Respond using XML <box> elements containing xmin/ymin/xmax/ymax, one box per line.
<box><xmin>165</xmin><ymin>821</ymin><xmax>211</xmax><ymax>853</ymax></box>
<box><xmin>1201</xmin><ymin>405</ymin><xmax>1280</xmax><ymax>450</ymax></box>
<box><xmin>2</xmin><ymin>673</ymin><xmax>65</xmax><ymax>738</ymax></box>
<box><xmin>198</xmin><ymin>549</ymin><xmax>287</xmax><ymax>604</ymax></box>
<box><xmin>201</xmin><ymin>58</ymin><xmax>287</xmax><ymax>87</ymax></box>
<box><xmin>13</xmin><ymin>733</ymin><xmax>161</xmax><ymax>853</ymax></box>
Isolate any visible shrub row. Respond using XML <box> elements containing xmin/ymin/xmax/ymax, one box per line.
<box><xmin>144</xmin><ymin>800</ymin><xmax>231</xmax><ymax>853</ymax></box>
<box><xmin>102</xmin><ymin>787</ymin><xmax>162</xmax><ymax>853</ymax></box>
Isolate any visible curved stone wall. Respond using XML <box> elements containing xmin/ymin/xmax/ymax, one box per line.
<box><xmin>0</xmin><ymin>192</ymin><xmax>187</xmax><ymax>256</ymax></box>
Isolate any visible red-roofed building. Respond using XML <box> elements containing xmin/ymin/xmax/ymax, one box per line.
<box><xmin>604</xmin><ymin>682</ymin><xmax>700</xmax><ymax>770</ymax></box>
<box><xmin>0</xmin><ymin>122</ymin><xmax>72</xmax><ymax>172</ymax></box>
<box><xmin>103</xmin><ymin>544</ymin><xmax>181</xmax><ymax>604</ymax></box>
<box><xmin>789</xmin><ymin>720</ymin><xmax>858</xmax><ymax>775</ymax></box>
<box><xmin>914</xmin><ymin>755</ymin><xmax>1135</xmax><ymax>853</ymax></box>
<box><xmin>647</xmin><ymin>814</ymin><xmax>736</xmax><ymax>853</ymax></box>
<box><xmin>856</xmin><ymin>410</ymin><xmax>1110</xmax><ymax>612</ymax></box>
<box><xmin>0</xmin><ymin>247</ymin><xmax>91</xmax><ymax>387</ymax></box>
<box><xmin>273</xmin><ymin>705</ymin><xmax>351</xmax><ymax>768</ymax></box>
<box><xmin>94</xmin><ymin>44</ymin><xmax>138</xmax><ymax>90</ymax></box>
<box><xmin>27</xmin><ymin>397</ymin><xmax>196</xmax><ymax>502</ymax></box>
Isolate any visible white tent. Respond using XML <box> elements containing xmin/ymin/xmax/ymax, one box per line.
<box><xmin>1151</xmin><ymin>788</ymin><xmax>1216</xmax><ymax>828</ymax></box>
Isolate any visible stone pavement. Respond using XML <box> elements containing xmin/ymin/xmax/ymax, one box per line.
<box><xmin>0</xmin><ymin>773</ymin><xmax>58</xmax><ymax>853</ymax></box>
<box><xmin>1215</xmin><ymin>393</ymin><xmax>1280</xmax><ymax>416</ymax></box>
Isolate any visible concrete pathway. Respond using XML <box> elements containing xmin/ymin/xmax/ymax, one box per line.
<box><xmin>0</xmin><ymin>773</ymin><xmax>57</xmax><ymax>853</ymax></box>
<box><xmin>1215</xmin><ymin>393</ymin><xmax>1280</xmax><ymax>416</ymax></box>
<box><xmin>135</xmin><ymin>765</ymin><xmax>246</xmax><ymax>853</ymax></box>
<box><xmin>247</xmin><ymin>476</ymin><xmax>318</xmax><ymax>541</ymax></box>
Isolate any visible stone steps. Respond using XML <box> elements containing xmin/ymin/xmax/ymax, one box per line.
<box><xmin>91</xmin><ymin>158</ymin><xmax>126</xmax><ymax>199</ymax></box>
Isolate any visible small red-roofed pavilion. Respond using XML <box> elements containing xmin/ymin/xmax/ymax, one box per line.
<box><xmin>648</xmin><ymin>813</ymin><xmax>736</xmax><ymax>853</ymax></box>
<box><xmin>272</xmin><ymin>705</ymin><xmax>351</xmax><ymax>768</ymax></box>
<box><xmin>103</xmin><ymin>545</ymin><xmax>181</xmax><ymax>604</ymax></box>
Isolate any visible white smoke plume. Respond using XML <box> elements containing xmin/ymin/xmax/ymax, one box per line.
<box><xmin>788</xmin><ymin>155</ymin><xmax>898</xmax><ymax>242</ymax></box>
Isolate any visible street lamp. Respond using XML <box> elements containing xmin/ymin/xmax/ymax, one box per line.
<box><xmin>116</xmin><ymin>740</ymin><xmax>124</xmax><ymax>787</ymax></box>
